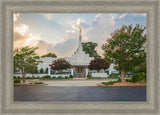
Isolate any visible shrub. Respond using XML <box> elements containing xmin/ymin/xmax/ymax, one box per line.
<box><xmin>117</xmin><ymin>77</ymin><xmax>121</xmax><ymax>82</ymax></box>
<box><xmin>69</xmin><ymin>75</ymin><xmax>73</xmax><ymax>78</ymax></box>
<box><xmin>87</xmin><ymin>74</ymin><xmax>91</xmax><ymax>78</ymax></box>
<box><xmin>52</xmin><ymin>76</ymin><xmax>56</xmax><ymax>79</ymax></box>
<box><xmin>42</xmin><ymin>75</ymin><xmax>51</xmax><ymax>79</ymax></box>
<box><xmin>126</xmin><ymin>79</ymin><xmax>132</xmax><ymax>82</ymax></box>
<box><xmin>130</xmin><ymin>73</ymin><xmax>146</xmax><ymax>83</ymax></box>
<box><xmin>65</xmin><ymin>76</ymin><xmax>68</xmax><ymax>79</ymax></box>
<box><xmin>34</xmin><ymin>82</ymin><xmax>44</xmax><ymax>84</ymax></box>
<box><xmin>14</xmin><ymin>79</ymin><xmax>21</xmax><ymax>83</ymax></box>
<box><xmin>108</xmin><ymin>73</ymin><xmax>119</xmax><ymax>78</ymax></box>
<box><xmin>57</xmin><ymin>76</ymin><xmax>63</xmax><ymax>79</ymax></box>
<box><xmin>102</xmin><ymin>81</ymin><xmax>117</xmax><ymax>85</ymax></box>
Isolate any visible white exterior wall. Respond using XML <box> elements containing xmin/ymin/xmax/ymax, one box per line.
<box><xmin>91</xmin><ymin>73</ymin><xmax>108</xmax><ymax>78</ymax></box>
<box><xmin>14</xmin><ymin>74</ymin><xmax>70</xmax><ymax>78</ymax></box>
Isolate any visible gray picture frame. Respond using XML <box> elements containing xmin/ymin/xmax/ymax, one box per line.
<box><xmin>0</xmin><ymin>0</ymin><xmax>159</xmax><ymax>114</ymax></box>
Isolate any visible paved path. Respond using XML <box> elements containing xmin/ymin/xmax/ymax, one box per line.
<box><xmin>14</xmin><ymin>86</ymin><xmax>146</xmax><ymax>101</ymax></box>
<box><xmin>38</xmin><ymin>79</ymin><xmax>117</xmax><ymax>86</ymax></box>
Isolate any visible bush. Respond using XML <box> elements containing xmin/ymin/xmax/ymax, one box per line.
<box><xmin>117</xmin><ymin>77</ymin><xmax>121</xmax><ymax>82</ymax></box>
<box><xmin>125</xmin><ymin>79</ymin><xmax>132</xmax><ymax>82</ymax></box>
<box><xmin>42</xmin><ymin>75</ymin><xmax>51</xmax><ymax>79</ymax></box>
<box><xmin>52</xmin><ymin>76</ymin><xmax>56</xmax><ymax>79</ymax></box>
<box><xmin>14</xmin><ymin>79</ymin><xmax>21</xmax><ymax>83</ymax></box>
<box><xmin>102</xmin><ymin>81</ymin><xmax>117</xmax><ymax>85</ymax></box>
<box><xmin>57</xmin><ymin>76</ymin><xmax>64</xmax><ymax>79</ymax></box>
<box><xmin>87</xmin><ymin>74</ymin><xmax>91</xmax><ymax>78</ymax></box>
<box><xmin>108</xmin><ymin>73</ymin><xmax>119</xmax><ymax>78</ymax></box>
<box><xmin>130</xmin><ymin>73</ymin><xmax>146</xmax><ymax>83</ymax></box>
<box><xmin>65</xmin><ymin>76</ymin><xmax>68</xmax><ymax>79</ymax></box>
<box><xmin>34</xmin><ymin>82</ymin><xmax>44</xmax><ymax>84</ymax></box>
<box><xmin>69</xmin><ymin>75</ymin><xmax>73</xmax><ymax>79</ymax></box>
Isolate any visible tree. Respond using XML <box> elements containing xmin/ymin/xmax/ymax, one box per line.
<box><xmin>88</xmin><ymin>57</ymin><xmax>110</xmax><ymax>72</ymax></box>
<box><xmin>50</xmin><ymin>59</ymin><xmax>71</xmax><ymax>73</ymax></box>
<box><xmin>45</xmin><ymin>68</ymin><xmax>48</xmax><ymax>73</ymax></box>
<box><xmin>102</xmin><ymin>24</ymin><xmax>146</xmax><ymax>82</ymax></box>
<box><xmin>14</xmin><ymin>46</ymin><xmax>42</xmax><ymax>83</ymax></box>
<box><xmin>82</xmin><ymin>42</ymin><xmax>101</xmax><ymax>57</ymax></box>
<box><xmin>41</xmin><ymin>52</ymin><xmax>57</xmax><ymax>58</ymax></box>
<box><xmin>40</xmin><ymin>68</ymin><xmax>44</xmax><ymax>73</ymax></box>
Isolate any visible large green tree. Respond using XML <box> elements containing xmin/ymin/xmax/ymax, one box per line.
<box><xmin>41</xmin><ymin>52</ymin><xmax>57</xmax><ymax>58</ymax></box>
<box><xmin>14</xmin><ymin>46</ymin><xmax>42</xmax><ymax>83</ymax></box>
<box><xmin>82</xmin><ymin>42</ymin><xmax>101</xmax><ymax>57</ymax></box>
<box><xmin>102</xmin><ymin>24</ymin><xmax>146</xmax><ymax>82</ymax></box>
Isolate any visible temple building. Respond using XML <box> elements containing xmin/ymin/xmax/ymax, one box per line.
<box><xmin>37</xmin><ymin>28</ymin><xmax>118</xmax><ymax>78</ymax></box>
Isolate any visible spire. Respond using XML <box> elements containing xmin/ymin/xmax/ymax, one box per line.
<box><xmin>76</xmin><ymin>27</ymin><xmax>83</xmax><ymax>53</ymax></box>
<box><xmin>79</xmin><ymin>27</ymin><xmax>81</xmax><ymax>35</ymax></box>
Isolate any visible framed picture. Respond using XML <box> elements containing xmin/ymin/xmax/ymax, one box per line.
<box><xmin>0</xmin><ymin>0</ymin><xmax>159</xmax><ymax>114</ymax></box>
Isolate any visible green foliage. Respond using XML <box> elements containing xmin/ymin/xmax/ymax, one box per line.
<box><xmin>108</xmin><ymin>73</ymin><xmax>119</xmax><ymax>78</ymax></box>
<box><xmin>102</xmin><ymin>81</ymin><xmax>117</xmax><ymax>85</ymax></box>
<box><xmin>40</xmin><ymin>68</ymin><xmax>44</xmax><ymax>73</ymax></box>
<box><xmin>45</xmin><ymin>68</ymin><xmax>48</xmax><ymax>73</ymax></box>
<box><xmin>50</xmin><ymin>59</ymin><xmax>71</xmax><ymax>73</ymax></box>
<box><xmin>117</xmin><ymin>77</ymin><xmax>121</xmax><ymax>82</ymax></box>
<box><xmin>87</xmin><ymin>74</ymin><xmax>91</xmax><ymax>78</ymax></box>
<box><xmin>101</xmin><ymin>77</ymin><xmax>121</xmax><ymax>85</ymax></box>
<box><xmin>57</xmin><ymin>76</ymin><xmax>64</xmax><ymax>79</ymax></box>
<box><xmin>133</xmin><ymin>61</ymin><xmax>146</xmax><ymax>73</ymax></box>
<box><xmin>65</xmin><ymin>76</ymin><xmax>69</xmax><ymax>79</ymax></box>
<box><xmin>102</xmin><ymin>24</ymin><xmax>146</xmax><ymax>82</ymax></box>
<box><xmin>14</xmin><ymin>46</ymin><xmax>42</xmax><ymax>83</ymax></box>
<box><xmin>88</xmin><ymin>57</ymin><xmax>110</xmax><ymax>71</ymax></box>
<box><xmin>14</xmin><ymin>79</ymin><xmax>21</xmax><ymax>83</ymax></box>
<box><xmin>82</xmin><ymin>42</ymin><xmax>101</xmax><ymax>57</ymax></box>
<box><xmin>42</xmin><ymin>75</ymin><xmax>51</xmax><ymax>79</ymax></box>
<box><xmin>126</xmin><ymin>73</ymin><xmax>146</xmax><ymax>83</ymax></box>
<box><xmin>52</xmin><ymin>76</ymin><xmax>56</xmax><ymax>79</ymax></box>
<box><xmin>41</xmin><ymin>52</ymin><xmax>57</xmax><ymax>58</ymax></box>
<box><xmin>34</xmin><ymin>82</ymin><xmax>44</xmax><ymax>84</ymax></box>
<box><xmin>69</xmin><ymin>75</ymin><xmax>73</xmax><ymax>78</ymax></box>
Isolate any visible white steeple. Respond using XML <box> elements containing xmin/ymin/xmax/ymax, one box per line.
<box><xmin>77</xmin><ymin>29</ymin><xmax>83</xmax><ymax>53</ymax></box>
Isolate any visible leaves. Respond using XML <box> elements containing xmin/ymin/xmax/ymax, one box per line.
<box><xmin>14</xmin><ymin>46</ymin><xmax>42</xmax><ymax>74</ymax></box>
<box><xmin>41</xmin><ymin>52</ymin><xmax>57</xmax><ymax>58</ymax></box>
<box><xmin>50</xmin><ymin>59</ymin><xmax>71</xmax><ymax>71</ymax></box>
<box><xmin>82</xmin><ymin>42</ymin><xmax>101</xmax><ymax>57</ymax></box>
<box><xmin>102</xmin><ymin>24</ymin><xmax>146</xmax><ymax>72</ymax></box>
<box><xmin>88</xmin><ymin>57</ymin><xmax>110</xmax><ymax>71</ymax></box>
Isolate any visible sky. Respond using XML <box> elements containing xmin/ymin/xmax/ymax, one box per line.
<box><xmin>13</xmin><ymin>13</ymin><xmax>147</xmax><ymax>57</ymax></box>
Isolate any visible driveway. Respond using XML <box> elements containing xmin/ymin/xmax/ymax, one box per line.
<box><xmin>39</xmin><ymin>79</ymin><xmax>117</xmax><ymax>86</ymax></box>
<box><xmin>14</xmin><ymin>86</ymin><xmax>146</xmax><ymax>101</ymax></box>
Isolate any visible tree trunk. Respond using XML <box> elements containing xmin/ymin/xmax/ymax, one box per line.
<box><xmin>21</xmin><ymin>69</ymin><xmax>26</xmax><ymax>83</ymax></box>
<box><xmin>121</xmin><ymin>67</ymin><xmax>125</xmax><ymax>83</ymax></box>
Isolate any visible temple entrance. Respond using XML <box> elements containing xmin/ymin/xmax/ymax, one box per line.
<box><xmin>74</xmin><ymin>67</ymin><xmax>85</xmax><ymax>78</ymax></box>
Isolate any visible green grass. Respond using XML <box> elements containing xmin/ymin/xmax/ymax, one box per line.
<box><xmin>102</xmin><ymin>81</ymin><xmax>118</xmax><ymax>85</ymax></box>
<box><xmin>34</xmin><ymin>82</ymin><xmax>44</xmax><ymax>84</ymax></box>
<box><xmin>101</xmin><ymin>77</ymin><xmax>121</xmax><ymax>85</ymax></box>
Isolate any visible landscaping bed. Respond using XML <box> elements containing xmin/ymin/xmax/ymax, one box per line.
<box><xmin>98</xmin><ymin>82</ymin><xmax>146</xmax><ymax>87</ymax></box>
<box><xmin>14</xmin><ymin>82</ymin><xmax>48</xmax><ymax>86</ymax></box>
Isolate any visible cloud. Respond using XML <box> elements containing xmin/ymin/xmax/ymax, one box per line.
<box><xmin>118</xmin><ymin>14</ymin><xmax>127</xmax><ymax>19</ymax></box>
<box><xmin>53</xmin><ymin>38</ymin><xmax>78</xmax><ymax>57</ymax></box>
<box><xmin>14</xmin><ymin>23</ymin><xmax>57</xmax><ymax>56</ymax></box>
<box><xmin>13</xmin><ymin>13</ymin><xmax>20</xmax><ymax>22</ymax></box>
<box><xmin>86</xmin><ymin>14</ymin><xmax>115</xmax><ymax>56</ymax></box>
<box><xmin>72</xmin><ymin>18</ymin><xmax>89</xmax><ymax>30</ymax></box>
